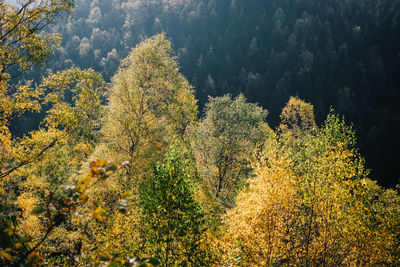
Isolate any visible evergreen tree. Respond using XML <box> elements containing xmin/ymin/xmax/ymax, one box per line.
<box><xmin>138</xmin><ymin>143</ymin><xmax>207</xmax><ymax>266</ymax></box>
<box><xmin>35</xmin><ymin>0</ymin><xmax>400</xmax><ymax>187</ymax></box>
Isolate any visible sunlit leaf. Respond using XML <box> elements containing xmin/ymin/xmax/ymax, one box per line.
<box><xmin>0</xmin><ymin>250</ymin><xmax>12</xmax><ymax>261</ymax></box>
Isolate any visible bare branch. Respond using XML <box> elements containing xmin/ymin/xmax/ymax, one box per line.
<box><xmin>0</xmin><ymin>138</ymin><xmax>58</xmax><ymax>179</ymax></box>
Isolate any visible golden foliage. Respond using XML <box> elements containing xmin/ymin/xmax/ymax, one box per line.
<box><xmin>222</xmin><ymin>99</ymin><xmax>400</xmax><ymax>266</ymax></box>
<box><xmin>1</xmin><ymin>8</ymin><xmax>398</xmax><ymax>263</ymax></box>
<box><xmin>16</xmin><ymin>192</ymin><xmax>42</xmax><ymax>239</ymax></box>
<box><xmin>83</xmin><ymin>210</ymin><xmax>140</xmax><ymax>263</ymax></box>
<box><xmin>99</xmin><ymin>33</ymin><xmax>198</xmax><ymax>186</ymax></box>
<box><xmin>0</xmin><ymin>0</ymin><xmax>74</xmax><ymax>82</ymax></box>
<box><xmin>0</xmin><ymin>68</ymin><xmax>104</xmax><ymax>184</ymax></box>
<box><xmin>279</xmin><ymin>96</ymin><xmax>316</xmax><ymax>137</ymax></box>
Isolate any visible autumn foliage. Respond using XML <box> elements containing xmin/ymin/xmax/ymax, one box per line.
<box><xmin>0</xmin><ymin>1</ymin><xmax>399</xmax><ymax>266</ymax></box>
<box><xmin>221</xmin><ymin>98</ymin><xmax>400</xmax><ymax>266</ymax></box>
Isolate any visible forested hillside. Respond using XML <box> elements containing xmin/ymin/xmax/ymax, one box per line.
<box><xmin>32</xmin><ymin>0</ymin><xmax>400</xmax><ymax>187</ymax></box>
<box><xmin>1</xmin><ymin>0</ymin><xmax>400</xmax><ymax>266</ymax></box>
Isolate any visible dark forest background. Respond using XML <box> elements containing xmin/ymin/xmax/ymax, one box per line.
<box><xmin>14</xmin><ymin>0</ymin><xmax>400</xmax><ymax>187</ymax></box>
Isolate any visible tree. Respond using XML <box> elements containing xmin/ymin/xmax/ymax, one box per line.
<box><xmin>1</xmin><ymin>67</ymin><xmax>105</xmax><ymax>180</ymax></box>
<box><xmin>221</xmin><ymin>131</ymin><xmax>298</xmax><ymax>266</ymax></box>
<box><xmin>19</xmin><ymin>0</ymin><xmax>400</xmax><ymax>187</ymax></box>
<box><xmin>193</xmin><ymin>94</ymin><xmax>268</xmax><ymax>212</ymax></box>
<box><xmin>0</xmin><ymin>1</ymin><xmax>121</xmax><ymax>265</ymax></box>
<box><xmin>0</xmin><ymin>0</ymin><xmax>75</xmax><ymax>182</ymax></box>
<box><xmin>222</xmin><ymin>98</ymin><xmax>400</xmax><ymax>266</ymax></box>
<box><xmin>0</xmin><ymin>3</ymin><xmax>111</xmax><ymax>264</ymax></box>
<box><xmin>0</xmin><ymin>0</ymin><xmax>74</xmax><ymax>82</ymax></box>
<box><xmin>0</xmin><ymin>67</ymin><xmax>106</xmax><ymax>265</ymax></box>
<box><xmin>138</xmin><ymin>143</ymin><xmax>207</xmax><ymax>266</ymax></box>
<box><xmin>279</xmin><ymin>96</ymin><xmax>316</xmax><ymax>135</ymax></box>
<box><xmin>97</xmin><ymin>33</ymin><xmax>198</xmax><ymax>190</ymax></box>
<box><xmin>78</xmin><ymin>34</ymin><xmax>199</xmax><ymax>265</ymax></box>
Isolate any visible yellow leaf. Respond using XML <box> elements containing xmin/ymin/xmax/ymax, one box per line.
<box><xmin>0</xmin><ymin>250</ymin><xmax>12</xmax><ymax>261</ymax></box>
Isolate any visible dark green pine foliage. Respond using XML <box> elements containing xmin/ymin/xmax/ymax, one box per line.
<box><xmin>138</xmin><ymin>144</ymin><xmax>206</xmax><ymax>266</ymax></box>
<box><xmin>13</xmin><ymin>0</ymin><xmax>400</xmax><ymax>186</ymax></box>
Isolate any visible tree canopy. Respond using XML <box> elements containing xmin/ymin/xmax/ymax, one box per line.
<box><xmin>1</xmin><ymin>0</ymin><xmax>400</xmax><ymax>265</ymax></box>
<box><xmin>222</xmin><ymin>99</ymin><xmax>400</xmax><ymax>266</ymax></box>
<box><xmin>33</xmin><ymin>0</ymin><xmax>400</xmax><ymax>187</ymax></box>
<box><xmin>193</xmin><ymin>94</ymin><xmax>268</xmax><ymax>213</ymax></box>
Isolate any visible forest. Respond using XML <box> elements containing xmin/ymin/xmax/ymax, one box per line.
<box><xmin>1</xmin><ymin>0</ymin><xmax>400</xmax><ymax>266</ymax></box>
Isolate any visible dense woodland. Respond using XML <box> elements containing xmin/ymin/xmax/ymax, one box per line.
<box><xmin>18</xmin><ymin>0</ymin><xmax>400</xmax><ymax>188</ymax></box>
<box><xmin>1</xmin><ymin>0</ymin><xmax>400</xmax><ymax>266</ymax></box>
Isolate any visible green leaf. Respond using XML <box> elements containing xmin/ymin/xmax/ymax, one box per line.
<box><xmin>99</xmin><ymin>255</ymin><xmax>109</xmax><ymax>261</ymax></box>
<box><xmin>32</xmin><ymin>204</ymin><xmax>44</xmax><ymax>215</ymax></box>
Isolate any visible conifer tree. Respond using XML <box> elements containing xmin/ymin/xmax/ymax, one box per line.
<box><xmin>138</xmin><ymin>143</ymin><xmax>207</xmax><ymax>266</ymax></box>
